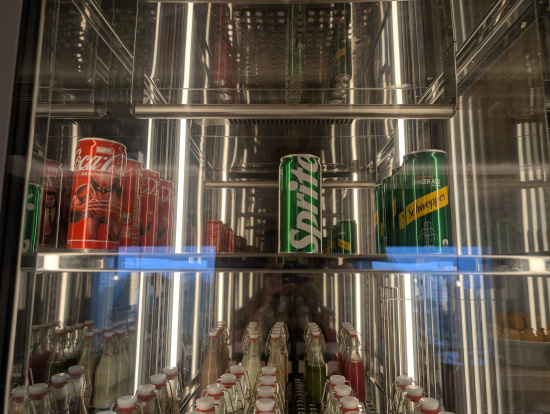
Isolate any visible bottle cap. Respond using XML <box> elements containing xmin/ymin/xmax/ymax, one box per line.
<box><xmin>406</xmin><ymin>385</ymin><xmax>423</xmax><ymax>397</ymax></box>
<box><xmin>150</xmin><ymin>374</ymin><xmax>167</xmax><ymax>385</ymax></box>
<box><xmin>334</xmin><ymin>384</ymin><xmax>352</xmax><ymax>397</ymax></box>
<box><xmin>308</xmin><ymin>322</ymin><xmax>317</xmax><ymax>328</ymax></box>
<box><xmin>311</xmin><ymin>329</ymin><xmax>321</xmax><ymax>338</ymax></box>
<box><xmin>104</xmin><ymin>331</ymin><xmax>114</xmax><ymax>339</ymax></box>
<box><xmin>342</xmin><ymin>322</ymin><xmax>352</xmax><ymax>328</ymax></box>
<box><xmin>12</xmin><ymin>386</ymin><xmax>26</xmax><ymax>398</ymax></box>
<box><xmin>262</xmin><ymin>366</ymin><xmax>277</xmax><ymax>376</ymax></box>
<box><xmin>54</xmin><ymin>328</ymin><xmax>65</xmax><ymax>336</ymax></box>
<box><xmin>32</xmin><ymin>325</ymin><xmax>40</xmax><ymax>332</ymax></box>
<box><xmin>28</xmin><ymin>383</ymin><xmax>48</xmax><ymax>396</ymax></box>
<box><xmin>220</xmin><ymin>373</ymin><xmax>236</xmax><ymax>385</ymax></box>
<box><xmin>84</xmin><ymin>320</ymin><xmax>94</xmax><ymax>326</ymax></box>
<box><xmin>207</xmin><ymin>384</ymin><xmax>224</xmax><ymax>396</ymax></box>
<box><xmin>66</xmin><ymin>325</ymin><xmax>75</xmax><ymax>332</ymax></box>
<box><xmin>274</xmin><ymin>322</ymin><xmax>284</xmax><ymax>327</ymax></box>
<box><xmin>259</xmin><ymin>376</ymin><xmax>276</xmax><ymax>386</ymax></box>
<box><xmin>208</xmin><ymin>330</ymin><xmax>218</xmax><ymax>339</ymax></box>
<box><xmin>163</xmin><ymin>366</ymin><xmax>178</xmax><ymax>376</ymax></box>
<box><xmin>257</xmin><ymin>386</ymin><xmax>275</xmax><ymax>398</ymax></box>
<box><xmin>248</xmin><ymin>321</ymin><xmax>258</xmax><ymax>327</ymax></box>
<box><xmin>397</xmin><ymin>375</ymin><xmax>413</xmax><ymax>385</ymax></box>
<box><xmin>84</xmin><ymin>331</ymin><xmax>94</xmax><ymax>338</ymax></box>
<box><xmin>138</xmin><ymin>384</ymin><xmax>156</xmax><ymax>397</ymax></box>
<box><xmin>330</xmin><ymin>375</ymin><xmax>346</xmax><ymax>385</ymax></box>
<box><xmin>115</xmin><ymin>329</ymin><xmax>125</xmax><ymax>336</ymax></box>
<box><xmin>129</xmin><ymin>325</ymin><xmax>137</xmax><ymax>333</ymax></box>
<box><xmin>196</xmin><ymin>396</ymin><xmax>215</xmax><ymax>410</ymax></box>
<box><xmin>104</xmin><ymin>325</ymin><xmax>113</xmax><ymax>332</ymax></box>
<box><xmin>340</xmin><ymin>396</ymin><xmax>359</xmax><ymax>409</ymax></box>
<box><xmin>270</xmin><ymin>332</ymin><xmax>280</xmax><ymax>340</ymax></box>
<box><xmin>93</xmin><ymin>329</ymin><xmax>102</xmax><ymax>336</ymax></box>
<box><xmin>117</xmin><ymin>395</ymin><xmax>137</xmax><ymax>409</ymax></box>
<box><xmin>347</xmin><ymin>329</ymin><xmax>357</xmax><ymax>337</ymax></box>
<box><xmin>51</xmin><ymin>373</ymin><xmax>70</xmax><ymax>385</ymax></box>
<box><xmin>68</xmin><ymin>365</ymin><xmax>84</xmax><ymax>377</ymax></box>
<box><xmin>419</xmin><ymin>398</ymin><xmax>439</xmax><ymax>410</ymax></box>
<box><xmin>75</xmin><ymin>322</ymin><xmax>84</xmax><ymax>329</ymax></box>
<box><xmin>250</xmin><ymin>331</ymin><xmax>260</xmax><ymax>340</ymax></box>
<box><xmin>230</xmin><ymin>365</ymin><xmax>245</xmax><ymax>375</ymax></box>
<box><xmin>256</xmin><ymin>398</ymin><xmax>275</xmax><ymax>412</ymax></box>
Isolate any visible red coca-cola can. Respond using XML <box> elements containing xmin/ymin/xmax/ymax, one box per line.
<box><xmin>157</xmin><ymin>180</ymin><xmax>174</xmax><ymax>250</ymax></box>
<box><xmin>39</xmin><ymin>160</ymin><xmax>62</xmax><ymax>248</ymax></box>
<box><xmin>211</xmin><ymin>4</ymin><xmax>231</xmax><ymax>89</ymax></box>
<box><xmin>58</xmin><ymin>167</ymin><xmax>73</xmax><ymax>249</ymax></box>
<box><xmin>119</xmin><ymin>159</ymin><xmax>143</xmax><ymax>249</ymax></box>
<box><xmin>226</xmin><ymin>228</ymin><xmax>234</xmax><ymax>253</ymax></box>
<box><xmin>67</xmin><ymin>138</ymin><xmax>126</xmax><ymax>250</ymax></box>
<box><xmin>139</xmin><ymin>169</ymin><xmax>160</xmax><ymax>250</ymax></box>
<box><xmin>205</xmin><ymin>220</ymin><xmax>224</xmax><ymax>253</ymax></box>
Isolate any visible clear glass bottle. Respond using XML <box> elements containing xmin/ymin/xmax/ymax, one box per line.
<box><xmin>266</xmin><ymin>332</ymin><xmax>285</xmax><ymax>387</ymax></box>
<box><xmin>163</xmin><ymin>366</ymin><xmax>182</xmax><ymax>411</ymax></box>
<box><xmin>45</xmin><ymin>328</ymin><xmax>68</xmax><ymax>381</ymax></box>
<box><xmin>78</xmin><ymin>331</ymin><xmax>96</xmax><ymax>408</ymax></box>
<box><xmin>325</xmin><ymin>384</ymin><xmax>351</xmax><ymax>414</ymax></box>
<box><xmin>416</xmin><ymin>397</ymin><xmax>440</xmax><ymax>414</ymax></box>
<box><xmin>305</xmin><ymin>329</ymin><xmax>326</xmax><ymax>404</ymax></box>
<box><xmin>27</xmin><ymin>383</ymin><xmax>50</xmax><ymax>414</ymax></box>
<box><xmin>127</xmin><ymin>326</ymin><xmax>138</xmax><ymax>386</ymax></box>
<box><xmin>195</xmin><ymin>396</ymin><xmax>216</xmax><ymax>414</ymax></box>
<box><xmin>137</xmin><ymin>384</ymin><xmax>161</xmax><ymax>414</ymax></box>
<box><xmin>242</xmin><ymin>331</ymin><xmax>262</xmax><ymax>388</ymax></box>
<box><xmin>116</xmin><ymin>329</ymin><xmax>131</xmax><ymax>397</ymax></box>
<box><xmin>400</xmin><ymin>385</ymin><xmax>423</xmax><ymax>414</ymax></box>
<box><xmin>93</xmin><ymin>331</ymin><xmax>119</xmax><ymax>410</ymax></box>
<box><xmin>220</xmin><ymin>373</ymin><xmax>242</xmax><ymax>414</ymax></box>
<box><xmin>68</xmin><ymin>365</ymin><xmax>90</xmax><ymax>414</ymax></box>
<box><xmin>273</xmin><ymin>322</ymin><xmax>289</xmax><ymax>383</ymax></box>
<box><xmin>255</xmin><ymin>398</ymin><xmax>275</xmax><ymax>414</ymax></box>
<box><xmin>151</xmin><ymin>373</ymin><xmax>171</xmax><ymax>414</ymax></box>
<box><xmin>230</xmin><ymin>365</ymin><xmax>247</xmax><ymax>402</ymax></box>
<box><xmin>74</xmin><ymin>323</ymin><xmax>84</xmax><ymax>357</ymax></box>
<box><xmin>257</xmin><ymin>386</ymin><xmax>283</xmax><ymax>413</ymax></box>
<box><xmin>83</xmin><ymin>320</ymin><xmax>94</xmax><ymax>333</ymax></box>
<box><xmin>93</xmin><ymin>329</ymin><xmax>104</xmax><ymax>367</ymax></box>
<box><xmin>51</xmin><ymin>373</ymin><xmax>75</xmax><ymax>414</ymax></box>
<box><xmin>28</xmin><ymin>325</ymin><xmax>43</xmax><ymax>384</ymax></box>
<box><xmin>339</xmin><ymin>396</ymin><xmax>360</xmax><ymax>413</ymax></box>
<box><xmin>9</xmin><ymin>386</ymin><xmax>30</xmax><ymax>414</ymax></box>
<box><xmin>337</xmin><ymin>323</ymin><xmax>351</xmax><ymax>376</ymax></box>
<box><xmin>321</xmin><ymin>375</ymin><xmax>346</xmax><ymax>413</ymax></box>
<box><xmin>217</xmin><ymin>322</ymin><xmax>230</xmax><ymax>371</ymax></box>
<box><xmin>343</xmin><ymin>330</ymin><xmax>365</xmax><ymax>402</ymax></box>
<box><xmin>206</xmin><ymin>383</ymin><xmax>226</xmax><ymax>414</ymax></box>
<box><xmin>65</xmin><ymin>326</ymin><xmax>79</xmax><ymax>368</ymax></box>
<box><xmin>200</xmin><ymin>331</ymin><xmax>222</xmax><ymax>394</ymax></box>
<box><xmin>390</xmin><ymin>375</ymin><xmax>413</xmax><ymax>413</ymax></box>
<box><xmin>115</xmin><ymin>395</ymin><xmax>139</xmax><ymax>414</ymax></box>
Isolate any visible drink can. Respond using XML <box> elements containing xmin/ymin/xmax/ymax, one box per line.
<box><xmin>287</xmin><ymin>4</ymin><xmax>305</xmax><ymax>83</ymax></box>
<box><xmin>68</xmin><ymin>138</ymin><xmax>126</xmax><ymax>250</ymax></box>
<box><xmin>58</xmin><ymin>168</ymin><xmax>73</xmax><ymax>249</ymax></box>
<box><xmin>119</xmin><ymin>160</ymin><xmax>143</xmax><ymax>249</ymax></box>
<box><xmin>139</xmin><ymin>169</ymin><xmax>160</xmax><ymax>250</ymax></box>
<box><xmin>157</xmin><ymin>180</ymin><xmax>174</xmax><ymax>250</ymax></box>
<box><xmin>403</xmin><ymin>150</ymin><xmax>451</xmax><ymax>251</ymax></box>
<box><xmin>382</xmin><ymin>176</ymin><xmax>392</xmax><ymax>249</ymax></box>
<box><xmin>279</xmin><ymin>154</ymin><xmax>322</xmax><ymax>253</ymax></box>
<box><xmin>211</xmin><ymin>4</ymin><xmax>231</xmax><ymax>89</ymax></box>
<box><xmin>205</xmin><ymin>220</ymin><xmax>224</xmax><ymax>253</ymax></box>
<box><xmin>392</xmin><ymin>167</ymin><xmax>405</xmax><ymax>247</ymax></box>
<box><xmin>39</xmin><ymin>160</ymin><xmax>62</xmax><ymax>248</ymax></box>
<box><xmin>336</xmin><ymin>220</ymin><xmax>357</xmax><ymax>254</ymax></box>
<box><xmin>330</xmin><ymin>225</ymin><xmax>338</xmax><ymax>253</ymax></box>
<box><xmin>22</xmin><ymin>183</ymin><xmax>41</xmax><ymax>253</ymax></box>
<box><xmin>374</xmin><ymin>184</ymin><xmax>384</xmax><ymax>254</ymax></box>
<box><xmin>332</xmin><ymin>3</ymin><xmax>352</xmax><ymax>83</ymax></box>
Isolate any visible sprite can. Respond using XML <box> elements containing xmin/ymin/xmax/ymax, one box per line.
<box><xmin>403</xmin><ymin>150</ymin><xmax>451</xmax><ymax>251</ymax></box>
<box><xmin>382</xmin><ymin>176</ymin><xmax>393</xmax><ymax>249</ymax></box>
<box><xmin>279</xmin><ymin>154</ymin><xmax>322</xmax><ymax>253</ymax></box>
<box><xmin>22</xmin><ymin>183</ymin><xmax>41</xmax><ymax>253</ymax></box>
<box><xmin>337</xmin><ymin>220</ymin><xmax>357</xmax><ymax>254</ymax></box>
<box><xmin>374</xmin><ymin>184</ymin><xmax>384</xmax><ymax>253</ymax></box>
<box><xmin>392</xmin><ymin>167</ymin><xmax>405</xmax><ymax>247</ymax></box>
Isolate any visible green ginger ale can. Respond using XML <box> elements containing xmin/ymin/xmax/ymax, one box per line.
<box><xmin>279</xmin><ymin>154</ymin><xmax>322</xmax><ymax>253</ymax></box>
<box><xmin>382</xmin><ymin>176</ymin><xmax>393</xmax><ymax>249</ymax></box>
<box><xmin>392</xmin><ymin>167</ymin><xmax>405</xmax><ymax>247</ymax></box>
<box><xmin>374</xmin><ymin>184</ymin><xmax>384</xmax><ymax>253</ymax></box>
<box><xmin>403</xmin><ymin>150</ymin><xmax>451</xmax><ymax>252</ymax></box>
<box><xmin>336</xmin><ymin>220</ymin><xmax>357</xmax><ymax>254</ymax></box>
<box><xmin>22</xmin><ymin>183</ymin><xmax>41</xmax><ymax>253</ymax></box>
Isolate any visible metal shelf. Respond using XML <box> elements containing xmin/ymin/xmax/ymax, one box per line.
<box><xmin>205</xmin><ymin>181</ymin><xmax>375</xmax><ymax>189</ymax></box>
<box><xmin>20</xmin><ymin>251</ymin><xmax>550</xmax><ymax>275</ymax></box>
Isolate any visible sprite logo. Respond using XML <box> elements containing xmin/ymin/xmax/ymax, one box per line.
<box><xmin>287</xmin><ymin>157</ymin><xmax>321</xmax><ymax>252</ymax></box>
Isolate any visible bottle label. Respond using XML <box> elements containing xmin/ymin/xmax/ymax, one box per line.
<box><xmin>406</xmin><ymin>186</ymin><xmax>448</xmax><ymax>225</ymax></box>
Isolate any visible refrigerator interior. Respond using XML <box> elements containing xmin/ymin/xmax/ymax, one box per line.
<box><xmin>3</xmin><ymin>0</ymin><xmax>550</xmax><ymax>413</ymax></box>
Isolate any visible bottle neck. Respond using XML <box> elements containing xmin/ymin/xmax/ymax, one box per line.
<box><xmin>102</xmin><ymin>338</ymin><xmax>115</xmax><ymax>355</ymax></box>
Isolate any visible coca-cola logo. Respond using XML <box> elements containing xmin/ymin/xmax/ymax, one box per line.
<box><xmin>160</xmin><ymin>184</ymin><xmax>173</xmax><ymax>202</ymax></box>
<box><xmin>74</xmin><ymin>149</ymin><xmax>125</xmax><ymax>175</ymax></box>
<box><xmin>141</xmin><ymin>176</ymin><xmax>159</xmax><ymax>196</ymax></box>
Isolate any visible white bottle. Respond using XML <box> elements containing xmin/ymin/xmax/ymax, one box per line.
<box><xmin>115</xmin><ymin>330</ymin><xmax>130</xmax><ymax>397</ymax></box>
<box><xmin>94</xmin><ymin>332</ymin><xmax>119</xmax><ymax>410</ymax></box>
<box><xmin>163</xmin><ymin>366</ymin><xmax>182</xmax><ymax>411</ymax></box>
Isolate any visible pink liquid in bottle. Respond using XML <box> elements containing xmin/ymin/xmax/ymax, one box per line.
<box><xmin>344</xmin><ymin>360</ymin><xmax>365</xmax><ymax>402</ymax></box>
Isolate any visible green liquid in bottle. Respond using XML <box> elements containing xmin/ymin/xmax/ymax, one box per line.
<box><xmin>305</xmin><ymin>363</ymin><xmax>326</xmax><ymax>404</ymax></box>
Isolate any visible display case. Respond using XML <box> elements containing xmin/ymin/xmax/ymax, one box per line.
<box><xmin>1</xmin><ymin>0</ymin><xmax>550</xmax><ymax>413</ymax></box>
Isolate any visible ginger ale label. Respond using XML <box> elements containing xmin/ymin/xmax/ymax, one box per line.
<box><xmin>406</xmin><ymin>186</ymin><xmax>449</xmax><ymax>225</ymax></box>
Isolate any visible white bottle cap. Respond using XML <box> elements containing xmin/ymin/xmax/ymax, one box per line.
<box><xmin>406</xmin><ymin>385</ymin><xmax>423</xmax><ymax>397</ymax></box>
<box><xmin>28</xmin><ymin>383</ymin><xmax>48</xmax><ymax>396</ymax></box>
<box><xmin>340</xmin><ymin>396</ymin><xmax>359</xmax><ymax>409</ymax></box>
<box><xmin>196</xmin><ymin>396</ymin><xmax>215</xmax><ymax>410</ymax></box>
<box><xmin>138</xmin><ymin>384</ymin><xmax>156</xmax><ymax>397</ymax></box>
<box><xmin>250</xmin><ymin>331</ymin><xmax>260</xmax><ymax>340</ymax></box>
<box><xmin>221</xmin><ymin>373</ymin><xmax>236</xmax><ymax>385</ymax></box>
<box><xmin>262</xmin><ymin>366</ymin><xmax>277</xmax><ymax>376</ymax></box>
<box><xmin>68</xmin><ymin>365</ymin><xmax>84</xmax><ymax>377</ymax></box>
<box><xmin>115</xmin><ymin>329</ymin><xmax>125</xmax><ymax>336</ymax></box>
<box><xmin>330</xmin><ymin>375</ymin><xmax>346</xmax><ymax>385</ymax></box>
<box><xmin>334</xmin><ymin>384</ymin><xmax>352</xmax><ymax>397</ymax></box>
<box><xmin>311</xmin><ymin>329</ymin><xmax>321</xmax><ymax>338</ymax></box>
<box><xmin>270</xmin><ymin>332</ymin><xmax>280</xmax><ymax>339</ymax></box>
<box><xmin>54</xmin><ymin>328</ymin><xmax>65</xmax><ymax>336</ymax></box>
<box><xmin>163</xmin><ymin>366</ymin><xmax>178</xmax><ymax>376</ymax></box>
<box><xmin>150</xmin><ymin>374</ymin><xmax>166</xmax><ymax>385</ymax></box>
<box><xmin>208</xmin><ymin>330</ymin><xmax>218</xmax><ymax>338</ymax></box>
<box><xmin>271</xmin><ymin>328</ymin><xmax>282</xmax><ymax>334</ymax></box>
<box><xmin>342</xmin><ymin>322</ymin><xmax>351</xmax><ymax>327</ymax></box>
<box><xmin>308</xmin><ymin>322</ymin><xmax>317</xmax><ymax>328</ymax></box>
<box><xmin>129</xmin><ymin>325</ymin><xmax>137</xmax><ymax>333</ymax></box>
<box><xmin>94</xmin><ymin>329</ymin><xmax>102</xmax><ymax>336</ymax></box>
<box><xmin>207</xmin><ymin>384</ymin><xmax>224</xmax><ymax>396</ymax></box>
<box><xmin>104</xmin><ymin>331</ymin><xmax>114</xmax><ymax>339</ymax></box>
<box><xmin>347</xmin><ymin>328</ymin><xmax>357</xmax><ymax>336</ymax></box>
<box><xmin>259</xmin><ymin>376</ymin><xmax>276</xmax><ymax>386</ymax></box>
<box><xmin>248</xmin><ymin>321</ymin><xmax>258</xmax><ymax>327</ymax></box>
<box><xmin>75</xmin><ymin>322</ymin><xmax>84</xmax><ymax>329</ymax></box>
<box><xmin>230</xmin><ymin>365</ymin><xmax>245</xmax><ymax>375</ymax></box>
<box><xmin>51</xmin><ymin>373</ymin><xmax>70</xmax><ymax>385</ymax></box>
<box><xmin>419</xmin><ymin>398</ymin><xmax>439</xmax><ymax>411</ymax></box>
<box><xmin>84</xmin><ymin>320</ymin><xmax>94</xmax><ymax>326</ymax></box>
<box><xmin>12</xmin><ymin>386</ymin><xmax>26</xmax><ymax>398</ymax></box>
<box><xmin>397</xmin><ymin>375</ymin><xmax>413</xmax><ymax>385</ymax></box>
<box><xmin>274</xmin><ymin>322</ymin><xmax>284</xmax><ymax>327</ymax></box>
<box><xmin>104</xmin><ymin>325</ymin><xmax>113</xmax><ymax>332</ymax></box>
<box><xmin>256</xmin><ymin>398</ymin><xmax>275</xmax><ymax>412</ymax></box>
<box><xmin>84</xmin><ymin>331</ymin><xmax>94</xmax><ymax>338</ymax></box>
<box><xmin>257</xmin><ymin>386</ymin><xmax>275</xmax><ymax>398</ymax></box>
<box><xmin>66</xmin><ymin>325</ymin><xmax>75</xmax><ymax>332</ymax></box>
<box><xmin>117</xmin><ymin>395</ymin><xmax>137</xmax><ymax>409</ymax></box>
